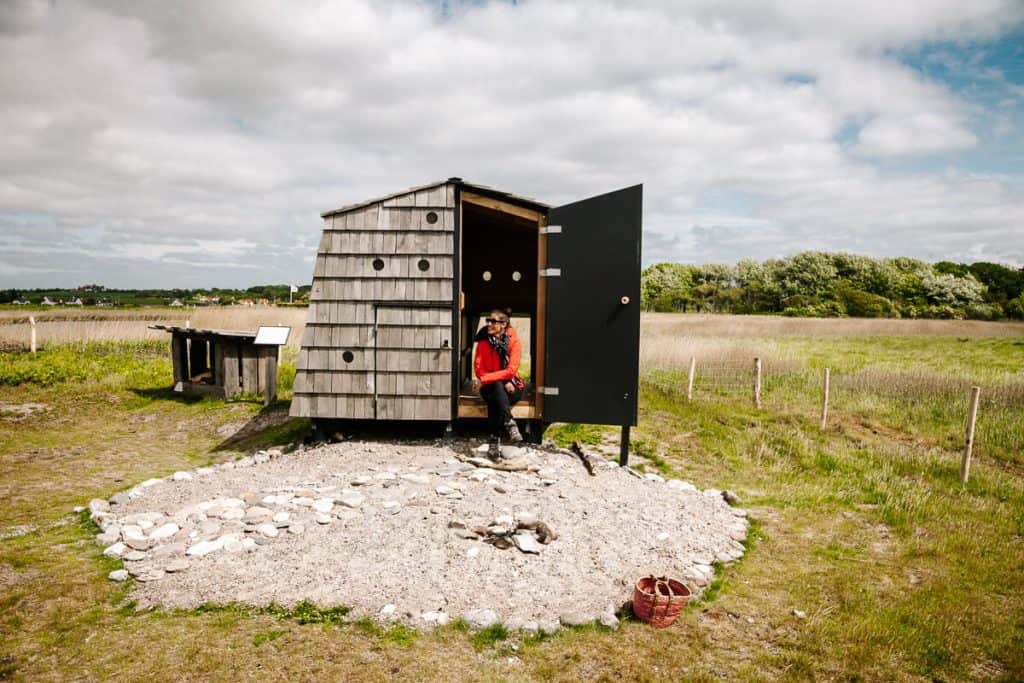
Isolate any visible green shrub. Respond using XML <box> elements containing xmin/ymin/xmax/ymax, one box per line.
<box><xmin>837</xmin><ymin>285</ymin><xmax>899</xmax><ymax>318</ymax></box>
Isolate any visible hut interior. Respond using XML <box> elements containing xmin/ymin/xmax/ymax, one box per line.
<box><xmin>457</xmin><ymin>192</ymin><xmax>544</xmax><ymax>419</ymax></box>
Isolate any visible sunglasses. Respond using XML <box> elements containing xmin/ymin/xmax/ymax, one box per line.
<box><xmin>485</xmin><ymin>318</ymin><xmax>506</xmax><ymax>324</ymax></box>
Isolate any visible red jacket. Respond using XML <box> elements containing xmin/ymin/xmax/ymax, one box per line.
<box><xmin>474</xmin><ymin>325</ymin><xmax>523</xmax><ymax>386</ymax></box>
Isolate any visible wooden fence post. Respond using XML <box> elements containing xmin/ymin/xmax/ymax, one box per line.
<box><xmin>753</xmin><ymin>357</ymin><xmax>762</xmax><ymax>409</ymax></box>
<box><xmin>820</xmin><ymin>367</ymin><xmax>831</xmax><ymax>428</ymax></box>
<box><xmin>960</xmin><ymin>386</ymin><xmax>981</xmax><ymax>483</ymax></box>
<box><xmin>29</xmin><ymin>316</ymin><xmax>37</xmax><ymax>354</ymax></box>
<box><xmin>687</xmin><ymin>356</ymin><xmax>696</xmax><ymax>401</ymax></box>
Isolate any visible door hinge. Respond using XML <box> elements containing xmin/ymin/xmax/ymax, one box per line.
<box><xmin>540</xmin><ymin>225</ymin><xmax>562</xmax><ymax>235</ymax></box>
<box><xmin>539</xmin><ymin>268</ymin><xmax>561</xmax><ymax>277</ymax></box>
<box><xmin>538</xmin><ymin>386</ymin><xmax>560</xmax><ymax>395</ymax></box>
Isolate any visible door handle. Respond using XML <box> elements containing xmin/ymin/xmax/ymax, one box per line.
<box><xmin>620</xmin><ymin>296</ymin><xmax>630</xmax><ymax>305</ymax></box>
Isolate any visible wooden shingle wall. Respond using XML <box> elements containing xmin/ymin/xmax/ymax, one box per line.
<box><xmin>291</xmin><ymin>183</ymin><xmax>455</xmax><ymax>420</ymax></box>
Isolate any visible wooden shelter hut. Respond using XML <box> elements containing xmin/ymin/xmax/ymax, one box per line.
<box><xmin>291</xmin><ymin>179</ymin><xmax>642</xmax><ymax>449</ymax></box>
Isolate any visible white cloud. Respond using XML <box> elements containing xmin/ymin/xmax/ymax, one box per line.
<box><xmin>0</xmin><ymin>0</ymin><xmax>1023</xmax><ymax>287</ymax></box>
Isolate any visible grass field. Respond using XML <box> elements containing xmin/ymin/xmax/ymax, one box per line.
<box><xmin>1</xmin><ymin>311</ymin><xmax>1022</xmax><ymax>681</ymax></box>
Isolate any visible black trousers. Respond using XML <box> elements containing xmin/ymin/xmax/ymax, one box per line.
<box><xmin>480</xmin><ymin>381</ymin><xmax>523</xmax><ymax>436</ymax></box>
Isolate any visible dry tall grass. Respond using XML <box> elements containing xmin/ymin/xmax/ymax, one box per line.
<box><xmin>0</xmin><ymin>306</ymin><xmax>308</xmax><ymax>349</ymax></box>
<box><xmin>643</xmin><ymin>312</ymin><xmax>1024</xmax><ymax>338</ymax></box>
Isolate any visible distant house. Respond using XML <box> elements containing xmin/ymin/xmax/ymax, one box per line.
<box><xmin>12</xmin><ymin>299</ymin><xmax>30</xmax><ymax>305</ymax></box>
<box><xmin>196</xmin><ymin>295</ymin><xmax>220</xmax><ymax>304</ymax></box>
<box><xmin>237</xmin><ymin>298</ymin><xmax>255</xmax><ymax>307</ymax></box>
<box><xmin>97</xmin><ymin>300</ymin><xmax>114</xmax><ymax>307</ymax></box>
<box><xmin>169</xmin><ymin>299</ymin><xmax>184</xmax><ymax>307</ymax></box>
<box><xmin>67</xmin><ymin>297</ymin><xmax>83</xmax><ymax>306</ymax></box>
<box><xmin>41</xmin><ymin>297</ymin><xmax>57</xmax><ymax>306</ymax></box>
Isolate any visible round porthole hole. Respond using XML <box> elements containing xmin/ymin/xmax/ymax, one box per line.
<box><xmin>425</xmin><ymin>211</ymin><xmax>439</xmax><ymax>225</ymax></box>
<box><xmin>482</xmin><ymin>270</ymin><xmax>492</xmax><ymax>282</ymax></box>
<box><xmin>418</xmin><ymin>258</ymin><xmax>430</xmax><ymax>272</ymax></box>
<box><xmin>512</xmin><ymin>271</ymin><xmax>522</xmax><ymax>282</ymax></box>
<box><xmin>372</xmin><ymin>258</ymin><xmax>385</xmax><ymax>271</ymax></box>
<box><xmin>342</xmin><ymin>351</ymin><xmax>354</xmax><ymax>363</ymax></box>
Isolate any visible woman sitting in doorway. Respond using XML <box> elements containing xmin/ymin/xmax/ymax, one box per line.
<box><xmin>473</xmin><ymin>309</ymin><xmax>525</xmax><ymax>444</ymax></box>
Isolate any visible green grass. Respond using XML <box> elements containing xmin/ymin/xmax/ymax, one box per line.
<box><xmin>544</xmin><ymin>422</ymin><xmax>610</xmax><ymax>448</ymax></box>
<box><xmin>1</xmin><ymin>333</ymin><xmax>1022</xmax><ymax>680</ymax></box>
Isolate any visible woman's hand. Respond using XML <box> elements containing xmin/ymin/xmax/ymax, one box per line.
<box><xmin>472</xmin><ymin>379</ymin><xmax>481</xmax><ymax>393</ymax></box>
<box><xmin>504</xmin><ymin>382</ymin><xmax>515</xmax><ymax>393</ymax></box>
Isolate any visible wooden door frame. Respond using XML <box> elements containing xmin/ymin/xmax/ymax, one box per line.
<box><xmin>454</xmin><ymin>192</ymin><xmax>547</xmax><ymax>420</ymax></box>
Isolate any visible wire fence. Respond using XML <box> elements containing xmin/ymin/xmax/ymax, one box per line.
<box><xmin>643</xmin><ymin>356</ymin><xmax>1024</xmax><ymax>478</ymax></box>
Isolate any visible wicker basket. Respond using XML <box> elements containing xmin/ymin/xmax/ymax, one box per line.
<box><xmin>632</xmin><ymin>576</ymin><xmax>691</xmax><ymax>628</ymax></box>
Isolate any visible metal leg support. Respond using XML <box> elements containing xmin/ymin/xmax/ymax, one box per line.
<box><xmin>619</xmin><ymin>425</ymin><xmax>630</xmax><ymax>466</ymax></box>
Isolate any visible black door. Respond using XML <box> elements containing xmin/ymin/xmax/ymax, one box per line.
<box><xmin>543</xmin><ymin>185</ymin><xmax>642</xmax><ymax>426</ymax></box>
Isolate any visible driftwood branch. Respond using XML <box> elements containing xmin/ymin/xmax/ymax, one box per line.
<box><xmin>569</xmin><ymin>441</ymin><xmax>596</xmax><ymax>476</ymax></box>
<box><xmin>453</xmin><ymin>452</ymin><xmax>539</xmax><ymax>473</ymax></box>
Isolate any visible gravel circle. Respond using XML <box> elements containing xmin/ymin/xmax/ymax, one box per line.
<box><xmin>90</xmin><ymin>440</ymin><xmax>749</xmax><ymax>630</ymax></box>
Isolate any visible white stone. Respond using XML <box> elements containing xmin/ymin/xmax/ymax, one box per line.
<box><xmin>96</xmin><ymin>529</ymin><xmax>120</xmax><ymax>546</ymax></box>
<box><xmin>350</xmin><ymin>476</ymin><xmax>373</xmax><ymax>486</ymax></box>
<box><xmin>165</xmin><ymin>559</ymin><xmax>190</xmax><ymax>573</ymax></box>
<box><xmin>108</xmin><ymin>569</ymin><xmax>129</xmax><ymax>582</ymax></box>
<box><xmin>314</xmin><ymin>512</ymin><xmax>331</xmax><ymax>525</ymax></box>
<box><xmin>199</xmin><ymin>521</ymin><xmax>221</xmax><ymax>537</ymax></box>
<box><xmin>380</xmin><ymin>604</ymin><xmax>396</xmax><ymax>617</ymax></box>
<box><xmin>435</xmin><ymin>485</ymin><xmax>455</xmax><ymax>496</ymax></box>
<box><xmin>656</xmin><ymin>532</ymin><xmax>670</xmax><ymax>542</ymax></box>
<box><xmin>186</xmin><ymin>539</ymin><xmax>223</xmax><ymax>557</ymax></box>
<box><xmin>103</xmin><ymin>542</ymin><xmax>127</xmax><ymax>558</ymax></box>
<box><xmin>222</xmin><ymin>536</ymin><xmax>244</xmax><ymax>553</ymax></box>
<box><xmin>244</xmin><ymin>506</ymin><xmax>273</xmax><ymax>522</ymax></box>
<box><xmin>220</xmin><ymin>507</ymin><xmax>245</xmax><ymax>521</ymax></box>
<box><xmin>172</xmin><ymin>471</ymin><xmax>193</xmax><ymax>481</ymax></box>
<box><xmin>150</xmin><ymin>523</ymin><xmax>180</xmax><ymax>541</ymax></box>
<box><xmin>196</xmin><ymin>467</ymin><xmax>216</xmax><ymax>476</ymax></box>
<box><xmin>466</xmin><ymin>546</ymin><xmax>480</xmax><ymax>559</ymax></box>
<box><xmin>241</xmin><ymin>538</ymin><xmax>258</xmax><ymax>550</ymax></box>
<box><xmin>464</xmin><ymin>609</ymin><xmax>498</xmax><ymax>629</ymax></box>
<box><xmin>538</xmin><ymin>620</ymin><xmax>560</xmax><ymax>635</ymax></box>
<box><xmin>522</xmin><ymin>621</ymin><xmax>539</xmax><ymax>634</ymax></box>
<box><xmin>493</xmin><ymin>514</ymin><xmax>514</xmax><ymax>527</ymax></box>
<box><xmin>272</xmin><ymin>511</ymin><xmax>290</xmax><ymax>523</ymax></box>
<box><xmin>337</xmin><ymin>491</ymin><xmax>365</xmax><ymax>508</ymax></box>
<box><xmin>516</xmin><ymin>511</ymin><xmax>538</xmax><ymax>526</ymax></box>
<box><xmin>88</xmin><ymin>498</ymin><xmax>109</xmax><ymax>514</ymax></box>
<box><xmin>644</xmin><ymin>473</ymin><xmax>665</xmax><ymax>483</ymax></box>
<box><xmin>140</xmin><ymin>478</ymin><xmax>162</xmax><ymax>488</ymax></box>
<box><xmin>121</xmin><ymin>524</ymin><xmax>145</xmax><ymax>540</ymax></box>
<box><xmin>289</xmin><ymin>523</ymin><xmax>306</xmax><ymax>535</ymax></box>
<box><xmin>256</xmin><ymin>523</ymin><xmax>279</xmax><ymax>538</ymax></box>
<box><xmin>667</xmin><ymin>479</ymin><xmax>697</xmax><ymax>492</ymax></box>
<box><xmin>374</xmin><ymin>471</ymin><xmax>397</xmax><ymax>481</ymax></box>
<box><xmin>313</xmin><ymin>498</ymin><xmax>334</xmax><ymax>513</ymax></box>
<box><xmin>598</xmin><ymin>610</ymin><xmax>619</xmax><ymax>630</ymax></box>
<box><xmin>293</xmin><ymin>497</ymin><xmax>315</xmax><ymax>507</ymax></box>
<box><xmin>513</xmin><ymin>533</ymin><xmax>542</xmax><ymax>554</ymax></box>
<box><xmin>400</xmin><ymin>473</ymin><xmax>430</xmax><ymax>485</ymax></box>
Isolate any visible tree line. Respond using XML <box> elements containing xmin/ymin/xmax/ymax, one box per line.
<box><xmin>0</xmin><ymin>284</ymin><xmax>311</xmax><ymax>307</ymax></box>
<box><xmin>642</xmin><ymin>252</ymin><xmax>1024</xmax><ymax>320</ymax></box>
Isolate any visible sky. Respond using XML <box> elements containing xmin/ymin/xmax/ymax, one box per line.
<box><xmin>1</xmin><ymin>0</ymin><xmax>1023</xmax><ymax>289</ymax></box>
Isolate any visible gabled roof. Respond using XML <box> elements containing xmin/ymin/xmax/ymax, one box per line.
<box><xmin>320</xmin><ymin>178</ymin><xmax>549</xmax><ymax>218</ymax></box>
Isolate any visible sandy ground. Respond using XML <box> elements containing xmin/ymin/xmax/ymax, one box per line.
<box><xmin>91</xmin><ymin>439</ymin><xmax>748</xmax><ymax>629</ymax></box>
